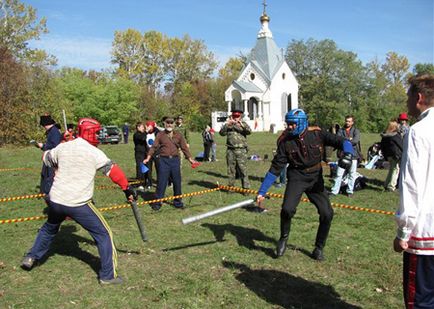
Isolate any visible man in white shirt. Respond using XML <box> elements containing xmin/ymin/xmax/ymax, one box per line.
<box><xmin>21</xmin><ymin>118</ymin><xmax>136</xmax><ymax>285</ymax></box>
<box><xmin>394</xmin><ymin>74</ymin><xmax>434</xmax><ymax>308</ymax></box>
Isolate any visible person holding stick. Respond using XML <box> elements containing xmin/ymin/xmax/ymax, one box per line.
<box><xmin>21</xmin><ymin>118</ymin><xmax>136</xmax><ymax>285</ymax></box>
<box><xmin>34</xmin><ymin>114</ymin><xmax>62</xmax><ymax>194</ymax></box>
<box><xmin>256</xmin><ymin>109</ymin><xmax>353</xmax><ymax>260</ymax></box>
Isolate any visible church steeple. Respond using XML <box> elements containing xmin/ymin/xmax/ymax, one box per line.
<box><xmin>258</xmin><ymin>0</ymin><xmax>272</xmax><ymax>38</ymax></box>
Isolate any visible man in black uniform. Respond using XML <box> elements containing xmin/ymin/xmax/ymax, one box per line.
<box><xmin>256</xmin><ymin>109</ymin><xmax>353</xmax><ymax>260</ymax></box>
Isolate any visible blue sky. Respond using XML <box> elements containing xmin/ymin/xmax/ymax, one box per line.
<box><xmin>27</xmin><ymin>0</ymin><xmax>433</xmax><ymax>71</ymax></box>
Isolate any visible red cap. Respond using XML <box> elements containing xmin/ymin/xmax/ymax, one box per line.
<box><xmin>145</xmin><ymin>121</ymin><xmax>156</xmax><ymax>128</ymax></box>
<box><xmin>398</xmin><ymin>113</ymin><xmax>408</xmax><ymax>121</ymax></box>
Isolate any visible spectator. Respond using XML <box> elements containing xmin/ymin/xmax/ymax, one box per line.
<box><xmin>397</xmin><ymin>112</ymin><xmax>410</xmax><ymax>137</ymax></box>
<box><xmin>174</xmin><ymin>115</ymin><xmax>189</xmax><ymax>147</ymax></box>
<box><xmin>21</xmin><ymin>118</ymin><xmax>136</xmax><ymax>285</ymax></box>
<box><xmin>202</xmin><ymin>125</ymin><xmax>214</xmax><ymax>162</ymax></box>
<box><xmin>35</xmin><ymin>114</ymin><xmax>62</xmax><ymax>194</ymax></box>
<box><xmin>380</xmin><ymin>120</ymin><xmax>403</xmax><ymax>192</ymax></box>
<box><xmin>219</xmin><ymin>109</ymin><xmax>252</xmax><ymax>191</ymax></box>
<box><xmin>133</xmin><ymin>122</ymin><xmax>147</xmax><ymax>188</ymax></box>
<box><xmin>63</xmin><ymin>123</ymin><xmax>76</xmax><ymax>142</ymax></box>
<box><xmin>144</xmin><ymin>121</ymin><xmax>159</xmax><ymax>189</ymax></box>
<box><xmin>122</xmin><ymin>123</ymin><xmax>129</xmax><ymax>144</ymax></box>
<box><xmin>393</xmin><ymin>74</ymin><xmax>434</xmax><ymax>308</ymax></box>
<box><xmin>143</xmin><ymin>116</ymin><xmax>197</xmax><ymax>210</ymax></box>
<box><xmin>329</xmin><ymin>115</ymin><xmax>361</xmax><ymax>198</ymax></box>
<box><xmin>210</xmin><ymin>127</ymin><xmax>217</xmax><ymax>162</ymax></box>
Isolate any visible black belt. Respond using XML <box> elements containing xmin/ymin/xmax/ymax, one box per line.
<box><xmin>160</xmin><ymin>155</ymin><xmax>179</xmax><ymax>159</ymax></box>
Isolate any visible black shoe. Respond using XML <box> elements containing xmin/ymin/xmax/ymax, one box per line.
<box><xmin>276</xmin><ymin>237</ymin><xmax>288</xmax><ymax>257</ymax></box>
<box><xmin>312</xmin><ymin>247</ymin><xmax>325</xmax><ymax>261</ymax></box>
<box><xmin>174</xmin><ymin>204</ymin><xmax>184</xmax><ymax>209</ymax></box>
<box><xmin>150</xmin><ymin>203</ymin><xmax>161</xmax><ymax>211</ymax></box>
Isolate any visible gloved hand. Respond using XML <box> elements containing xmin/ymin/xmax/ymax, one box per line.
<box><xmin>338</xmin><ymin>152</ymin><xmax>353</xmax><ymax>170</ymax></box>
<box><xmin>123</xmin><ymin>186</ymin><xmax>138</xmax><ymax>202</ymax></box>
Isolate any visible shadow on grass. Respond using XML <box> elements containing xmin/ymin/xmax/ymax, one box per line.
<box><xmin>222</xmin><ymin>261</ymin><xmax>361</xmax><ymax>309</ymax></box>
<box><xmin>187</xmin><ymin>179</ymin><xmax>221</xmax><ymax>189</ymax></box>
<box><xmin>39</xmin><ymin>225</ymin><xmax>100</xmax><ymax>275</ymax></box>
<box><xmin>162</xmin><ymin>240</ymin><xmax>225</xmax><ymax>252</ymax></box>
<box><xmin>202</xmin><ymin>223</ymin><xmax>275</xmax><ymax>258</ymax></box>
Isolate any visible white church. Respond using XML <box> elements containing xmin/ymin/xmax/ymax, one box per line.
<box><xmin>223</xmin><ymin>3</ymin><xmax>299</xmax><ymax>132</ymax></box>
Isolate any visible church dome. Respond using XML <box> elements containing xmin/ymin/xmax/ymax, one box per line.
<box><xmin>260</xmin><ymin>14</ymin><xmax>270</xmax><ymax>23</ymax></box>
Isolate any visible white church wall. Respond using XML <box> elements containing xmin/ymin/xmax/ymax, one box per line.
<box><xmin>266</xmin><ymin>64</ymin><xmax>298</xmax><ymax>131</ymax></box>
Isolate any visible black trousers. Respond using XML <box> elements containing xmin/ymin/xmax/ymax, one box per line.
<box><xmin>280</xmin><ymin>168</ymin><xmax>333</xmax><ymax>249</ymax></box>
<box><xmin>135</xmin><ymin>152</ymin><xmax>146</xmax><ymax>181</ymax></box>
<box><xmin>203</xmin><ymin>142</ymin><xmax>213</xmax><ymax>161</ymax></box>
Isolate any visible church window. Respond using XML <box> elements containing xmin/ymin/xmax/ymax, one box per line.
<box><xmin>250</xmin><ymin>73</ymin><xmax>255</xmax><ymax>80</ymax></box>
<box><xmin>282</xmin><ymin>73</ymin><xmax>286</xmax><ymax>79</ymax></box>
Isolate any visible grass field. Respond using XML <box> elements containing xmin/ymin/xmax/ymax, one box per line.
<box><xmin>0</xmin><ymin>131</ymin><xmax>403</xmax><ymax>308</ymax></box>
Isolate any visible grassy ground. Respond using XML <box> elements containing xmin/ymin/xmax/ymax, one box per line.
<box><xmin>0</xmin><ymin>131</ymin><xmax>403</xmax><ymax>309</ymax></box>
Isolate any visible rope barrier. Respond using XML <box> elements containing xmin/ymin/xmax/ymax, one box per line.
<box><xmin>0</xmin><ymin>187</ymin><xmax>221</xmax><ymax>224</ymax></box>
<box><xmin>0</xmin><ymin>181</ymin><xmax>142</xmax><ymax>203</ymax></box>
<box><xmin>218</xmin><ymin>185</ymin><xmax>395</xmax><ymax>216</ymax></box>
<box><xmin>0</xmin><ymin>184</ymin><xmax>395</xmax><ymax>225</ymax></box>
<box><xmin>0</xmin><ymin>167</ymin><xmax>35</xmax><ymax>172</ymax></box>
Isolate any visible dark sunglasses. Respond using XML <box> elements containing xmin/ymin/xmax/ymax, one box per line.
<box><xmin>165</xmin><ymin>121</ymin><xmax>174</xmax><ymax>124</ymax></box>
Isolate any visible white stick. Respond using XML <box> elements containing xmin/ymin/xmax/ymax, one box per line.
<box><xmin>182</xmin><ymin>199</ymin><xmax>254</xmax><ymax>225</ymax></box>
<box><xmin>62</xmin><ymin>109</ymin><xmax>67</xmax><ymax>132</ymax></box>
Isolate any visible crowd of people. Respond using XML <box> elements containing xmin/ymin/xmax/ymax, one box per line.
<box><xmin>20</xmin><ymin>74</ymin><xmax>434</xmax><ymax>308</ymax></box>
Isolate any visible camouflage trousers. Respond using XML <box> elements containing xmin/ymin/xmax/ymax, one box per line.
<box><xmin>226</xmin><ymin>148</ymin><xmax>250</xmax><ymax>189</ymax></box>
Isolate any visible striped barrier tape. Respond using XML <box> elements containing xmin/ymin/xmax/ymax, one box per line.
<box><xmin>0</xmin><ymin>187</ymin><xmax>221</xmax><ymax>224</ymax></box>
<box><xmin>0</xmin><ymin>180</ymin><xmax>142</xmax><ymax>203</ymax></box>
<box><xmin>218</xmin><ymin>185</ymin><xmax>395</xmax><ymax>216</ymax></box>
<box><xmin>0</xmin><ymin>185</ymin><xmax>395</xmax><ymax>224</ymax></box>
<box><xmin>0</xmin><ymin>167</ymin><xmax>35</xmax><ymax>172</ymax></box>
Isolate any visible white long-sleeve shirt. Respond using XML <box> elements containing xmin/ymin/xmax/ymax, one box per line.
<box><xmin>43</xmin><ymin>138</ymin><xmax>111</xmax><ymax>207</ymax></box>
<box><xmin>396</xmin><ymin>107</ymin><xmax>434</xmax><ymax>255</ymax></box>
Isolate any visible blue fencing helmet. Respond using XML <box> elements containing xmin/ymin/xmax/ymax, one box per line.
<box><xmin>285</xmin><ymin>109</ymin><xmax>308</xmax><ymax>136</ymax></box>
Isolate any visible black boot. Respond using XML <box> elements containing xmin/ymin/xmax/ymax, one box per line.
<box><xmin>276</xmin><ymin>237</ymin><xmax>288</xmax><ymax>257</ymax></box>
<box><xmin>312</xmin><ymin>247</ymin><xmax>325</xmax><ymax>261</ymax></box>
<box><xmin>277</xmin><ymin>211</ymin><xmax>292</xmax><ymax>258</ymax></box>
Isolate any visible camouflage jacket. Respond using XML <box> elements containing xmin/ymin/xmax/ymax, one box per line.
<box><xmin>175</xmin><ymin>125</ymin><xmax>189</xmax><ymax>144</ymax></box>
<box><xmin>219</xmin><ymin>120</ymin><xmax>251</xmax><ymax>149</ymax></box>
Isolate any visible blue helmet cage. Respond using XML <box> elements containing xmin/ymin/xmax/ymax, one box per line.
<box><xmin>285</xmin><ymin>109</ymin><xmax>308</xmax><ymax>136</ymax></box>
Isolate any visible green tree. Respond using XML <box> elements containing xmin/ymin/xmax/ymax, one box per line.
<box><xmin>0</xmin><ymin>0</ymin><xmax>48</xmax><ymax>60</ymax></box>
<box><xmin>412</xmin><ymin>63</ymin><xmax>434</xmax><ymax>75</ymax></box>
<box><xmin>285</xmin><ymin>38</ymin><xmax>367</xmax><ymax>129</ymax></box>
<box><xmin>56</xmin><ymin>68</ymin><xmax>140</xmax><ymax>126</ymax></box>
<box><xmin>364</xmin><ymin>52</ymin><xmax>409</xmax><ymax>132</ymax></box>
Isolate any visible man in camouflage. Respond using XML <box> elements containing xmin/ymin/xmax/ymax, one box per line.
<box><xmin>219</xmin><ymin>109</ymin><xmax>251</xmax><ymax>189</ymax></box>
<box><xmin>175</xmin><ymin>115</ymin><xmax>189</xmax><ymax>168</ymax></box>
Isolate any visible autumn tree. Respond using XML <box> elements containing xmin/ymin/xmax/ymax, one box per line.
<box><xmin>0</xmin><ymin>47</ymin><xmax>33</xmax><ymax>144</ymax></box>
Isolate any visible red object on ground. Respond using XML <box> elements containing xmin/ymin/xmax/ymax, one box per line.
<box><xmin>191</xmin><ymin>162</ymin><xmax>201</xmax><ymax>169</ymax></box>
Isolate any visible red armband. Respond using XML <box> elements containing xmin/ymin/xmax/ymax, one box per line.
<box><xmin>108</xmin><ymin>164</ymin><xmax>129</xmax><ymax>190</ymax></box>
